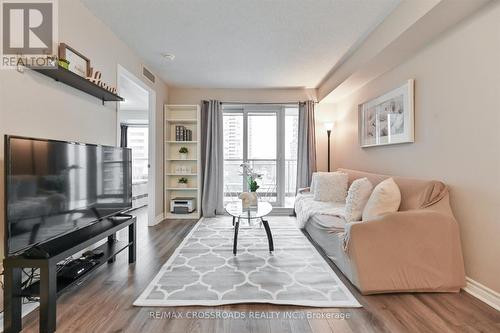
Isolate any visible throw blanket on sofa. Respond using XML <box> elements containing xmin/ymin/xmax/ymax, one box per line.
<box><xmin>294</xmin><ymin>192</ymin><xmax>346</xmax><ymax>228</ymax></box>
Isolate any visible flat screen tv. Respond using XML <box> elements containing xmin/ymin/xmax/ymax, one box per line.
<box><xmin>4</xmin><ymin>135</ymin><xmax>132</xmax><ymax>256</ymax></box>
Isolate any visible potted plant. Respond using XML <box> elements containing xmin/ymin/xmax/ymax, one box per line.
<box><xmin>58</xmin><ymin>58</ymin><xmax>70</xmax><ymax>70</ymax></box>
<box><xmin>179</xmin><ymin>147</ymin><xmax>188</xmax><ymax>160</ymax></box>
<box><xmin>239</xmin><ymin>162</ymin><xmax>262</xmax><ymax>208</ymax></box>
<box><xmin>178</xmin><ymin>177</ymin><xmax>188</xmax><ymax>188</ymax></box>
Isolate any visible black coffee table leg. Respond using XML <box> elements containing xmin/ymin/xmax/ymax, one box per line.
<box><xmin>261</xmin><ymin>218</ymin><xmax>274</xmax><ymax>252</ymax></box>
<box><xmin>233</xmin><ymin>218</ymin><xmax>240</xmax><ymax>255</ymax></box>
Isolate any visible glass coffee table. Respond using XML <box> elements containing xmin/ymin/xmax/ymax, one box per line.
<box><xmin>225</xmin><ymin>201</ymin><xmax>274</xmax><ymax>255</ymax></box>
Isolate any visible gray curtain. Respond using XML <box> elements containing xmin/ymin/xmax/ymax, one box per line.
<box><xmin>296</xmin><ymin>100</ymin><xmax>317</xmax><ymax>190</ymax></box>
<box><xmin>120</xmin><ymin>124</ymin><xmax>128</xmax><ymax>147</ymax></box>
<box><xmin>201</xmin><ymin>100</ymin><xmax>224</xmax><ymax>217</ymax></box>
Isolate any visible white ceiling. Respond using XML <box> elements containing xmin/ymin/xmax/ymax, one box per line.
<box><xmin>82</xmin><ymin>0</ymin><xmax>400</xmax><ymax>89</ymax></box>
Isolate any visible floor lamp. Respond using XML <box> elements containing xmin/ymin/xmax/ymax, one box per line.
<box><xmin>324</xmin><ymin>122</ymin><xmax>334</xmax><ymax>172</ymax></box>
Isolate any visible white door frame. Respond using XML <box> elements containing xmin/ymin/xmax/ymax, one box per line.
<box><xmin>116</xmin><ymin>64</ymin><xmax>157</xmax><ymax>226</ymax></box>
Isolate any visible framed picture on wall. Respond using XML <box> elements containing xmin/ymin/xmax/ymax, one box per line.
<box><xmin>58</xmin><ymin>43</ymin><xmax>91</xmax><ymax>77</ymax></box>
<box><xmin>358</xmin><ymin>79</ymin><xmax>414</xmax><ymax>147</ymax></box>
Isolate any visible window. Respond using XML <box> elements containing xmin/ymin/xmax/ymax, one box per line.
<box><xmin>223</xmin><ymin>104</ymin><xmax>298</xmax><ymax>208</ymax></box>
<box><xmin>127</xmin><ymin>126</ymin><xmax>149</xmax><ymax>183</ymax></box>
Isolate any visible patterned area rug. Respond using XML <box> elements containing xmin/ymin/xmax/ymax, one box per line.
<box><xmin>134</xmin><ymin>216</ymin><xmax>361</xmax><ymax>307</ymax></box>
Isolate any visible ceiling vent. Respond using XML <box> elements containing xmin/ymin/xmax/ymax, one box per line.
<box><xmin>142</xmin><ymin>66</ymin><xmax>155</xmax><ymax>84</ymax></box>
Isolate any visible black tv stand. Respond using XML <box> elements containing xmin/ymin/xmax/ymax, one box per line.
<box><xmin>108</xmin><ymin>213</ymin><xmax>133</xmax><ymax>222</ymax></box>
<box><xmin>3</xmin><ymin>215</ymin><xmax>137</xmax><ymax>333</ymax></box>
<box><xmin>23</xmin><ymin>246</ymin><xmax>50</xmax><ymax>259</ymax></box>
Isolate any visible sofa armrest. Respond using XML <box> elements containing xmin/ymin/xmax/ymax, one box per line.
<box><xmin>345</xmin><ymin>209</ymin><xmax>466</xmax><ymax>294</ymax></box>
<box><xmin>297</xmin><ymin>187</ymin><xmax>310</xmax><ymax>194</ymax></box>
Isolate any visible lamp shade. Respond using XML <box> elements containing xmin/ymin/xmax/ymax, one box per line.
<box><xmin>324</xmin><ymin>122</ymin><xmax>334</xmax><ymax>131</ymax></box>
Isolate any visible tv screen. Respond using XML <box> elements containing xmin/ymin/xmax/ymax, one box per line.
<box><xmin>5</xmin><ymin>136</ymin><xmax>132</xmax><ymax>255</ymax></box>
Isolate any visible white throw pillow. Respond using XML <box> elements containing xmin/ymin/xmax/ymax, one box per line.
<box><xmin>313</xmin><ymin>172</ymin><xmax>348</xmax><ymax>203</ymax></box>
<box><xmin>344</xmin><ymin>178</ymin><xmax>373</xmax><ymax>222</ymax></box>
<box><xmin>362</xmin><ymin>178</ymin><xmax>401</xmax><ymax>221</ymax></box>
<box><xmin>310</xmin><ymin>172</ymin><xmax>327</xmax><ymax>192</ymax></box>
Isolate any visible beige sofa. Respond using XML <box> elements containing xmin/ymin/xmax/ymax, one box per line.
<box><xmin>300</xmin><ymin>168</ymin><xmax>466</xmax><ymax>295</ymax></box>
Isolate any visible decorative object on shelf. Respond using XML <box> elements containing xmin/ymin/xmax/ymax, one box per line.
<box><xmin>87</xmin><ymin>68</ymin><xmax>101</xmax><ymax>84</ymax></box>
<box><xmin>58</xmin><ymin>58</ymin><xmax>69</xmax><ymax>70</ymax></box>
<box><xmin>359</xmin><ymin>79</ymin><xmax>414</xmax><ymax>147</ymax></box>
<box><xmin>179</xmin><ymin>147</ymin><xmax>189</xmax><ymax>160</ymax></box>
<box><xmin>175</xmin><ymin>125</ymin><xmax>193</xmax><ymax>141</ymax></box>
<box><xmin>85</xmin><ymin>69</ymin><xmax>117</xmax><ymax>95</ymax></box>
<box><xmin>59</xmin><ymin>43</ymin><xmax>91</xmax><ymax>77</ymax></box>
<box><xmin>174</xmin><ymin>165</ymin><xmax>192</xmax><ymax>174</ymax></box>
<box><xmin>324</xmin><ymin>122</ymin><xmax>334</xmax><ymax>172</ymax></box>
<box><xmin>178</xmin><ymin>177</ymin><xmax>188</xmax><ymax>188</ymax></box>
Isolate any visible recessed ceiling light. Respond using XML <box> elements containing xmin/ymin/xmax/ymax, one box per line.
<box><xmin>161</xmin><ymin>53</ymin><xmax>175</xmax><ymax>61</ymax></box>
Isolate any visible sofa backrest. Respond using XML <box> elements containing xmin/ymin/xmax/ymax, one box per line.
<box><xmin>337</xmin><ymin>168</ymin><xmax>448</xmax><ymax>211</ymax></box>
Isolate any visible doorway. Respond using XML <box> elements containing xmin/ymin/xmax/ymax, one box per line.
<box><xmin>117</xmin><ymin>65</ymin><xmax>157</xmax><ymax>226</ymax></box>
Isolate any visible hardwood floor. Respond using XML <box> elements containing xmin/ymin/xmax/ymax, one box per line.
<box><xmin>20</xmin><ymin>208</ymin><xmax>500</xmax><ymax>332</ymax></box>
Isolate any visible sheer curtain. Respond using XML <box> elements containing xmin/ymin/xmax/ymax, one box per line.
<box><xmin>296</xmin><ymin>100</ymin><xmax>317</xmax><ymax>190</ymax></box>
<box><xmin>200</xmin><ymin>100</ymin><xmax>224</xmax><ymax>217</ymax></box>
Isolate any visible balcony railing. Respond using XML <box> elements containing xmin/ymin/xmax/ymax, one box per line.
<box><xmin>223</xmin><ymin>159</ymin><xmax>297</xmax><ymax>208</ymax></box>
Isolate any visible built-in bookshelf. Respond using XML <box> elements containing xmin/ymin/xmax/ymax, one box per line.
<box><xmin>164</xmin><ymin>105</ymin><xmax>201</xmax><ymax>219</ymax></box>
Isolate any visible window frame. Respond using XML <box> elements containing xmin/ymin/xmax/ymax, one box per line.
<box><xmin>223</xmin><ymin>104</ymin><xmax>297</xmax><ymax>208</ymax></box>
<box><xmin>125</xmin><ymin>124</ymin><xmax>149</xmax><ymax>184</ymax></box>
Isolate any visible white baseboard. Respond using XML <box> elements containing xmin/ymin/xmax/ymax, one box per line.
<box><xmin>150</xmin><ymin>213</ymin><xmax>164</xmax><ymax>226</ymax></box>
<box><xmin>463</xmin><ymin>277</ymin><xmax>500</xmax><ymax>311</ymax></box>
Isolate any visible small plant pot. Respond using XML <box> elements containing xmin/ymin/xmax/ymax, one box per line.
<box><xmin>179</xmin><ymin>153</ymin><xmax>188</xmax><ymax>160</ymax></box>
<box><xmin>178</xmin><ymin>183</ymin><xmax>187</xmax><ymax>188</ymax></box>
<box><xmin>248</xmin><ymin>192</ymin><xmax>258</xmax><ymax>207</ymax></box>
<box><xmin>58</xmin><ymin>59</ymin><xmax>69</xmax><ymax>70</ymax></box>
<box><xmin>239</xmin><ymin>192</ymin><xmax>258</xmax><ymax>209</ymax></box>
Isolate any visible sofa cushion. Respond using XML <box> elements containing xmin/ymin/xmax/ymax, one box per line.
<box><xmin>313</xmin><ymin>172</ymin><xmax>348</xmax><ymax>202</ymax></box>
<box><xmin>345</xmin><ymin>178</ymin><xmax>373</xmax><ymax>222</ymax></box>
<box><xmin>362</xmin><ymin>178</ymin><xmax>401</xmax><ymax>221</ymax></box>
<box><xmin>310</xmin><ymin>214</ymin><xmax>346</xmax><ymax>230</ymax></box>
<box><xmin>310</xmin><ymin>172</ymin><xmax>327</xmax><ymax>193</ymax></box>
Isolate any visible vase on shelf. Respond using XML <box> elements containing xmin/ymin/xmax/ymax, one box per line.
<box><xmin>178</xmin><ymin>147</ymin><xmax>189</xmax><ymax>160</ymax></box>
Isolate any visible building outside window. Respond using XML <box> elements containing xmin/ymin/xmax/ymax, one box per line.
<box><xmin>127</xmin><ymin>126</ymin><xmax>149</xmax><ymax>183</ymax></box>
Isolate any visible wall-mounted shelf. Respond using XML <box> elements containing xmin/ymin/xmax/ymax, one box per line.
<box><xmin>30</xmin><ymin>65</ymin><xmax>124</xmax><ymax>105</ymax></box>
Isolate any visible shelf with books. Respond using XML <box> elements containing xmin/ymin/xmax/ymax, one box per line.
<box><xmin>164</xmin><ymin>104</ymin><xmax>201</xmax><ymax>220</ymax></box>
<box><xmin>166</xmin><ymin>119</ymin><xmax>197</xmax><ymax>123</ymax></box>
<box><xmin>165</xmin><ymin>141</ymin><xmax>198</xmax><ymax>143</ymax></box>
